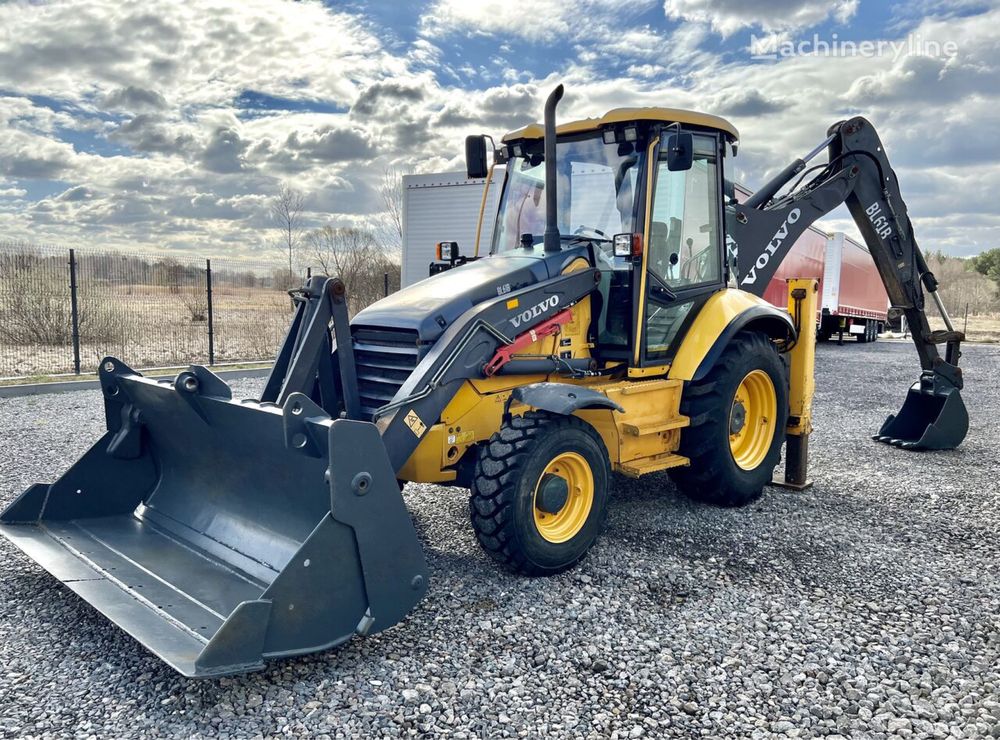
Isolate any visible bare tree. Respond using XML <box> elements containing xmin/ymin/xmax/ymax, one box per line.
<box><xmin>307</xmin><ymin>225</ymin><xmax>401</xmax><ymax>314</ymax></box>
<box><xmin>270</xmin><ymin>183</ymin><xmax>305</xmax><ymax>288</ymax></box>
<box><xmin>375</xmin><ymin>166</ymin><xmax>403</xmax><ymax>253</ymax></box>
<box><xmin>924</xmin><ymin>251</ymin><xmax>1000</xmax><ymax>316</ymax></box>
<box><xmin>177</xmin><ymin>286</ymin><xmax>208</xmax><ymax>322</ymax></box>
<box><xmin>156</xmin><ymin>256</ymin><xmax>183</xmax><ymax>294</ymax></box>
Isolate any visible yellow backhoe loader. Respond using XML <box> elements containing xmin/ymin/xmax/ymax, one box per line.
<box><xmin>0</xmin><ymin>85</ymin><xmax>968</xmax><ymax>677</ymax></box>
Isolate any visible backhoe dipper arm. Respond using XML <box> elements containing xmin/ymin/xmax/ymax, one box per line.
<box><xmin>726</xmin><ymin>116</ymin><xmax>968</xmax><ymax>450</ymax></box>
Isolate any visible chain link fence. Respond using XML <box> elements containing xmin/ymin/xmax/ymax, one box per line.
<box><xmin>0</xmin><ymin>242</ymin><xmax>292</xmax><ymax>379</ymax></box>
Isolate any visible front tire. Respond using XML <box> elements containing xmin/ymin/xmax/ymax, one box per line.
<box><xmin>669</xmin><ymin>330</ymin><xmax>788</xmax><ymax>507</ymax></box>
<box><xmin>470</xmin><ymin>411</ymin><xmax>611</xmax><ymax>576</ymax></box>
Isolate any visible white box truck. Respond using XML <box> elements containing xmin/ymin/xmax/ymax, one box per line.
<box><xmin>401</xmin><ymin>171</ymin><xmax>500</xmax><ymax>288</ymax></box>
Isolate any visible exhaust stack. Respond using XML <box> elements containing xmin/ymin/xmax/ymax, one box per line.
<box><xmin>543</xmin><ymin>84</ymin><xmax>564</xmax><ymax>253</ymax></box>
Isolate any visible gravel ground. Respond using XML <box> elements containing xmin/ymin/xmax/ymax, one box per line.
<box><xmin>1</xmin><ymin>340</ymin><xmax>998</xmax><ymax>739</ymax></box>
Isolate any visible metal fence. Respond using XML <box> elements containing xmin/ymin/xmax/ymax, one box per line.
<box><xmin>0</xmin><ymin>241</ymin><xmax>301</xmax><ymax>379</ymax></box>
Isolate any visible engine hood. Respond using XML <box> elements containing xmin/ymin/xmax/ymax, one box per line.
<box><xmin>351</xmin><ymin>246</ymin><xmax>590</xmax><ymax>343</ymax></box>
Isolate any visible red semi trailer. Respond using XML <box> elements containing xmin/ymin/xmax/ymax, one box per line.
<box><xmin>762</xmin><ymin>227</ymin><xmax>888</xmax><ymax>342</ymax></box>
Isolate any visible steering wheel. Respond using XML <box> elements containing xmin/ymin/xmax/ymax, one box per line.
<box><xmin>573</xmin><ymin>225</ymin><xmax>609</xmax><ymax>241</ymax></box>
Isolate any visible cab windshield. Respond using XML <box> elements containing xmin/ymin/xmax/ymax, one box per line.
<box><xmin>491</xmin><ymin>133</ymin><xmax>644</xmax><ymax>253</ymax></box>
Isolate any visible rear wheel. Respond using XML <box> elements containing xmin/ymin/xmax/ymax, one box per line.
<box><xmin>857</xmin><ymin>319</ymin><xmax>870</xmax><ymax>343</ymax></box>
<box><xmin>470</xmin><ymin>411</ymin><xmax>611</xmax><ymax>575</ymax></box>
<box><xmin>669</xmin><ymin>331</ymin><xmax>788</xmax><ymax>507</ymax></box>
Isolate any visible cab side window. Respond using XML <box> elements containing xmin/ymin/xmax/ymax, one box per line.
<box><xmin>644</xmin><ymin>134</ymin><xmax>722</xmax><ymax>357</ymax></box>
<box><xmin>647</xmin><ymin>138</ymin><xmax>721</xmax><ymax>289</ymax></box>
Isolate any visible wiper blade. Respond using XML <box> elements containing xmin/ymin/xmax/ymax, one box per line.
<box><xmin>560</xmin><ymin>234</ymin><xmax>611</xmax><ymax>244</ymax></box>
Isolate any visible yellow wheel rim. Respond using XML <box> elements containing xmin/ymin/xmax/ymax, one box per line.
<box><xmin>729</xmin><ymin>369</ymin><xmax>778</xmax><ymax>471</ymax></box>
<box><xmin>533</xmin><ymin>452</ymin><xmax>594</xmax><ymax>544</ymax></box>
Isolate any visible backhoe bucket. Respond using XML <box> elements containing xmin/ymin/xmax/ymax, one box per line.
<box><xmin>874</xmin><ymin>376</ymin><xmax>969</xmax><ymax>450</ymax></box>
<box><xmin>0</xmin><ymin>359</ymin><xmax>428</xmax><ymax>677</ymax></box>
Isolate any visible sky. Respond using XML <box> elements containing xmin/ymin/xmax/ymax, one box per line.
<box><xmin>0</xmin><ymin>0</ymin><xmax>997</xmax><ymax>258</ymax></box>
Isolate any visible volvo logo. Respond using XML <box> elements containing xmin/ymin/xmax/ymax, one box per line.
<box><xmin>740</xmin><ymin>208</ymin><xmax>800</xmax><ymax>286</ymax></box>
<box><xmin>510</xmin><ymin>295</ymin><xmax>560</xmax><ymax>328</ymax></box>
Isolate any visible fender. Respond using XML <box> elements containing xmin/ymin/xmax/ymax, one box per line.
<box><xmin>668</xmin><ymin>289</ymin><xmax>795</xmax><ymax>382</ymax></box>
<box><xmin>510</xmin><ymin>382</ymin><xmax>624</xmax><ymax>416</ymax></box>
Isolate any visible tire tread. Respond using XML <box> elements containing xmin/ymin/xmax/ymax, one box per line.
<box><xmin>469</xmin><ymin>411</ymin><xmax>609</xmax><ymax>575</ymax></box>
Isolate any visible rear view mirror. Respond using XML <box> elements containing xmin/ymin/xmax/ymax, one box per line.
<box><xmin>465</xmin><ymin>135</ymin><xmax>489</xmax><ymax>179</ymax></box>
<box><xmin>666</xmin><ymin>132</ymin><xmax>693</xmax><ymax>171</ymax></box>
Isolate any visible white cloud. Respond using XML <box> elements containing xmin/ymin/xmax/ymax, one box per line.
<box><xmin>0</xmin><ymin>0</ymin><xmax>993</xmax><ymax>260</ymax></box>
<box><xmin>0</xmin><ymin>0</ymin><xmax>387</xmax><ymax>107</ymax></box>
<box><xmin>664</xmin><ymin>0</ymin><xmax>859</xmax><ymax>36</ymax></box>
<box><xmin>421</xmin><ymin>0</ymin><xmax>659</xmax><ymax>42</ymax></box>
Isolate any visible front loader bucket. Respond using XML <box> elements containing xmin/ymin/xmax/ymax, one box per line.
<box><xmin>874</xmin><ymin>377</ymin><xmax>969</xmax><ymax>450</ymax></box>
<box><xmin>0</xmin><ymin>359</ymin><xmax>428</xmax><ymax>677</ymax></box>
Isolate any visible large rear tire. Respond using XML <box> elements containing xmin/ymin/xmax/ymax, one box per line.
<box><xmin>669</xmin><ymin>330</ymin><xmax>788</xmax><ymax>507</ymax></box>
<box><xmin>470</xmin><ymin>411</ymin><xmax>611</xmax><ymax>576</ymax></box>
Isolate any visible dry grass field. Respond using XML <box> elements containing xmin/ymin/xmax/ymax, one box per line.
<box><xmin>3</xmin><ymin>286</ymin><xmax>997</xmax><ymax>380</ymax></box>
<box><xmin>1</xmin><ymin>245</ymin><xmax>996</xmax><ymax>380</ymax></box>
<box><xmin>3</xmin><ymin>284</ymin><xmax>293</xmax><ymax>378</ymax></box>
<box><xmin>0</xmin><ymin>262</ymin><xmax>295</xmax><ymax>378</ymax></box>
<box><xmin>926</xmin><ymin>314</ymin><xmax>1000</xmax><ymax>344</ymax></box>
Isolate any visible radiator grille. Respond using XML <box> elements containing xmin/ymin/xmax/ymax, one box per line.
<box><xmin>351</xmin><ymin>327</ymin><xmax>421</xmax><ymax>419</ymax></box>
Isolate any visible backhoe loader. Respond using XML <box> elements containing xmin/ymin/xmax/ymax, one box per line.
<box><xmin>0</xmin><ymin>85</ymin><xmax>968</xmax><ymax>677</ymax></box>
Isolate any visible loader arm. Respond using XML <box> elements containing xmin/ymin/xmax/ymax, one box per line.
<box><xmin>258</xmin><ymin>270</ymin><xmax>602</xmax><ymax>472</ymax></box>
<box><xmin>726</xmin><ymin>116</ymin><xmax>968</xmax><ymax>449</ymax></box>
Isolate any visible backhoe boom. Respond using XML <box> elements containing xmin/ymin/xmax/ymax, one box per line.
<box><xmin>727</xmin><ymin>117</ymin><xmax>968</xmax><ymax>448</ymax></box>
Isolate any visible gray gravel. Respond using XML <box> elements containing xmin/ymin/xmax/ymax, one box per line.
<box><xmin>1</xmin><ymin>340</ymin><xmax>999</xmax><ymax>739</ymax></box>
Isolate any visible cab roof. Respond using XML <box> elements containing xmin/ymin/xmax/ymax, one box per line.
<box><xmin>501</xmin><ymin>107</ymin><xmax>739</xmax><ymax>143</ymax></box>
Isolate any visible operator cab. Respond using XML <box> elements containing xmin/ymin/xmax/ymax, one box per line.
<box><xmin>479</xmin><ymin>108</ymin><xmax>739</xmax><ymax>368</ymax></box>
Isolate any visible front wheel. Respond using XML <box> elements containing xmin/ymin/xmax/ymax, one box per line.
<box><xmin>469</xmin><ymin>411</ymin><xmax>611</xmax><ymax>575</ymax></box>
<box><xmin>669</xmin><ymin>330</ymin><xmax>788</xmax><ymax>507</ymax></box>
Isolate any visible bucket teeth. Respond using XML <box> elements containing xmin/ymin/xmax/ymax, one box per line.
<box><xmin>874</xmin><ymin>380</ymin><xmax>968</xmax><ymax>452</ymax></box>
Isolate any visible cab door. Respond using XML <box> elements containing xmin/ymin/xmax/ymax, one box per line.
<box><xmin>635</xmin><ymin>132</ymin><xmax>726</xmax><ymax>365</ymax></box>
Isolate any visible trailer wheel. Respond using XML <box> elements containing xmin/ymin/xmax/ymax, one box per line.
<box><xmin>669</xmin><ymin>330</ymin><xmax>788</xmax><ymax>507</ymax></box>
<box><xmin>469</xmin><ymin>411</ymin><xmax>610</xmax><ymax>576</ymax></box>
<box><xmin>856</xmin><ymin>320</ymin><xmax>869</xmax><ymax>343</ymax></box>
